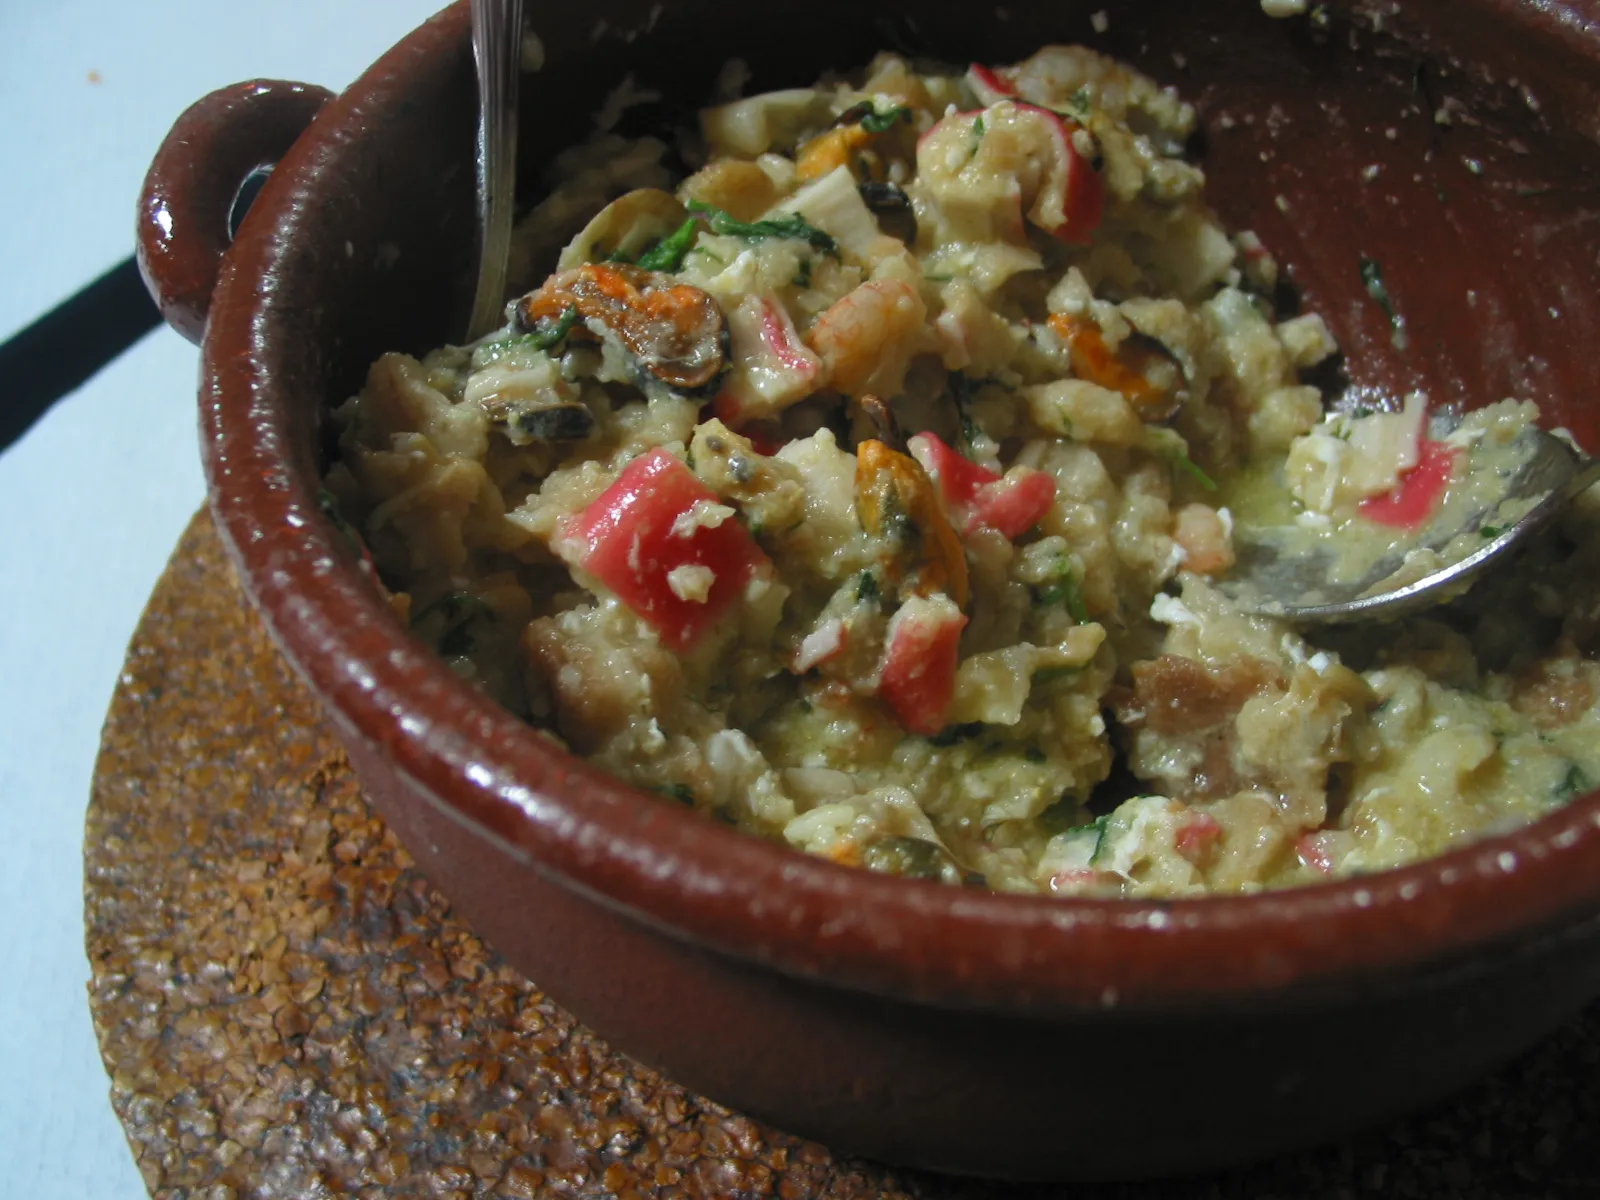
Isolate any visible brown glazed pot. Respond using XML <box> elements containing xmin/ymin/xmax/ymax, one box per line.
<box><xmin>139</xmin><ymin>0</ymin><xmax>1600</xmax><ymax>1180</ymax></box>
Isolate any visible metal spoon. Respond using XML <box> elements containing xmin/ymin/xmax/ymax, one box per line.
<box><xmin>1216</xmin><ymin>426</ymin><xmax>1600</xmax><ymax>624</ymax></box>
<box><xmin>465</xmin><ymin>0</ymin><xmax>524</xmax><ymax>342</ymax></box>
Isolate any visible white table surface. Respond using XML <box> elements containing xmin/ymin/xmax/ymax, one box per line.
<box><xmin>0</xmin><ymin>3</ymin><xmax>448</xmax><ymax>1194</ymax></box>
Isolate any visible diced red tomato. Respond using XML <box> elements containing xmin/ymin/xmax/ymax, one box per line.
<box><xmin>1296</xmin><ymin>832</ymin><xmax>1336</xmax><ymax>875</ymax></box>
<box><xmin>908</xmin><ymin>432</ymin><xmax>1057</xmax><ymax>540</ymax></box>
<box><xmin>1175</xmin><ymin>813</ymin><xmax>1223</xmax><ymax>866</ymax></box>
<box><xmin>556</xmin><ymin>449</ymin><xmax>769</xmax><ymax>650</ymax></box>
<box><xmin>878</xmin><ymin>595</ymin><xmax>968</xmax><ymax>736</ymax></box>
<box><xmin>1358</xmin><ymin>439</ymin><xmax>1457</xmax><ymax>530</ymax></box>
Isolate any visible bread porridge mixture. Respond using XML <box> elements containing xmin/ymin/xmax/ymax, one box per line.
<box><xmin>321</xmin><ymin>47</ymin><xmax>1600</xmax><ymax>897</ymax></box>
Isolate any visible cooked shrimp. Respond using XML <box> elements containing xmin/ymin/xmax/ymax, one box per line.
<box><xmin>805</xmin><ymin>278</ymin><xmax>926</xmax><ymax>397</ymax></box>
<box><xmin>1172</xmin><ymin>503</ymin><xmax>1235</xmax><ymax>575</ymax></box>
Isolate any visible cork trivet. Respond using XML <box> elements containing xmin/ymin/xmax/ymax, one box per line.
<box><xmin>87</xmin><ymin>509</ymin><xmax>1600</xmax><ymax>1199</ymax></box>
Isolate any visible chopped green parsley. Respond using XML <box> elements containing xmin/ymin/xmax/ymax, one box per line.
<box><xmin>859</xmin><ymin>104</ymin><xmax>911</xmax><ymax>134</ymax></box>
<box><xmin>687</xmin><ymin>201</ymin><xmax>839</xmax><ymax>255</ymax></box>
<box><xmin>633</xmin><ymin>217</ymin><xmax>700</xmax><ymax>272</ymax></box>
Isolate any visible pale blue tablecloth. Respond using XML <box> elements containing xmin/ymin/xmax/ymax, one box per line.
<box><xmin>0</xmin><ymin>3</ymin><xmax>450</xmax><ymax>1193</ymax></box>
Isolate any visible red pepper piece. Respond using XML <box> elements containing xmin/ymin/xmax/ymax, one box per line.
<box><xmin>1013</xmin><ymin>103</ymin><xmax>1105</xmax><ymax>245</ymax></box>
<box><xmin>1358</xmin><ymin>439</ymin><xmax>1457</xmax><ymax>530</ymax></box>
<box><xmin>965</xmin><ymin>63</ymin><xmax>1021</xmax><ymax>104</ymax></box>
<box><xmin>1175</xmin><ymin>813</ymin><xmax>1223</xmax><ymax>866</ymax></box>
<box><xmin>908</xmin><ymin>432</ymin><xmax>1057</xmax><ymax>540</ymax></box>
<box><xmin>559</xmin><ymin>449</ymin><xmax>769</xmax><ymax>650</ymax></box>
<box><xmin>971</xmin><ymin>470</ymin><xmax>1058</xmax><ymax>540</ymax></box>
<box><xmin>878</xmin><ymin>595</ymin><xmax>968</xmax><ymax>735</ymax></box>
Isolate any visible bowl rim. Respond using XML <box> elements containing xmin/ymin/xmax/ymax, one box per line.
<box><xmin>200</xmin><ymin>0</ymin><xmax>1600</xmax><ymax>1013</ymax></box>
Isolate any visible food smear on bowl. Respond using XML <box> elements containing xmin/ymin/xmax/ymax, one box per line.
<box><xmin>322</xmin><ymin>47</ymin><xmax>1600</xmax><ymax>898</ymax></box>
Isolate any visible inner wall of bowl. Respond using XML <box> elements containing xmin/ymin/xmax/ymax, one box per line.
<box><xmin>489</xmin><ymin>0</ymin><xmax>1599</xmax><ymax>450</ymax></box>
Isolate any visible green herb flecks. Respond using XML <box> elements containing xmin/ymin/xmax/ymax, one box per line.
<box><xmin>508</xmin><ymin>304</ymin><xmax>580</xmax><ymax>354</ymax></box>
<box><xmin>412</xmin><ymin>593</ymin><xmax>493</xmax><ymax>623</ymax></box>
<box><xmin>1480</xmin><ymin>524</ymin><xmax>1504</xmax><ymax>539</ymax></box>
<box><xmin>862</xmin><ymin>836</ymin><xmax>947</xmax><ymax>880</ymax></box>
<box><xmin>860</xmin><ymin>104</ymin><xmax>912</xmax><ymax>134</ymax></box>
<box><xmin>949</xmin><ymin>371</ymin><xmax>984</xmax><ymax>451</ymax></box>
<box><xmin>855</xmin><ymin>571</ymin><xmax>881</xmax><ymax>605</ymax></box>
<box><xmin>317</xmin><ymin>487</ymin><xmax>357</xmax><ymax>539</ymax></box>
<box><xmin>969</xmin><ymin>114</ymin><xmax>986</xmax><ymax>160</ymax></box>
<box><xmin>633</xmin><ymin>216</ymin><xmax>700</xmax><ymax>272</ymax></box>
<box><xmin>1556</xmin><ymin>762</ymin><xmax>1593</xmax><ymax>801</ymax></box>
<box><xmin>1064</xmin><ymin>86</ymin><xmax>1093</xmax><ymax>122</ymax></box>
<box><xmin>687</xmin><ymin>201</ymin><xmax>839</xmax><ymax>256</ymax></box>
<box><xmin>656</xmin><ymin>783</ymin><xmax>697</xmax><ymax>805</ymax></box>
<box><xmin>1024</xmin><ymin>746</ymin><xmax>1047</xmax><ymax>763</ymax></box>
<box><xmin>1037</xmin><ymin>796</ymin><xmax>1083</xmax><ymax>836</ymax></box>
<box><xmin>1359</xmin><ymin>255</ymin><xmax>1410</xmax><ymax>351</ymax></box>
<box><xmin>317</xmin><ymin>487</ymin><xmax>372</xmax><ymax>562</ymax></box>
<box><xmin>1169</xmin><ymin>450</ymin><xmax>1218</xmax><ymax>492</ymax></box>
<box><xmin>1070</xmin><ymin>814</ymin><xmax>1113</xmax><ymax>864</ymax></box>
<box><xmin>1032</xmin><ymin>560</ymin><xmax>1090</xmax><ymax>623</ymax></box>
<box><xmin>793</xmin><ymin>256</ymin><xmax>813</xmax><ymax>289</ymax></box>
<box><xmin>1038</xmin><ymin>808</ymin><xmax>1111</xmax><ymax>862</ymax></box>
<box><xmin>414</xmin><ymin>592</ymin><xmax>494</xmax><ymax>657</ymax></box>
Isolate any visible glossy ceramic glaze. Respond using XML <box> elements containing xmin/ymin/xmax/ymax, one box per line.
<box><xmin>141</xmin><ymin>0</ymin><xmax>1600</xmax><ymax>1178</ymax></box>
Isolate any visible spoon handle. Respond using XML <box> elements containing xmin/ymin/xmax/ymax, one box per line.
<box><xmin>467</xmin><ymin>0</ymin><xmax>524</xmax><ymax>341</ymax></box>
<box><xmin>1562</xmin><ymin>451</ymin><xmax>1600</xmax><ymax>501</ymax></box>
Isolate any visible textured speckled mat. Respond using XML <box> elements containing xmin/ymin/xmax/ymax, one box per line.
<box><xmin>87</xmin><ymin>510</ymin><xmax>1600</xmax><ymax>1198</ymax></box>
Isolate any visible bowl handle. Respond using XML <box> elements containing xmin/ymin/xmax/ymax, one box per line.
<box><xmin>137</xmin><ymin>80</ymin><xmax>334</xmax><ymax>345</ymax></box>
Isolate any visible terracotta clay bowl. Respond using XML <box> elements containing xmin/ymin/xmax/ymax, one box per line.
<box><xmin>138</xmin><ymin>0</ymin><xmax>1600</xmax><ymax>1180</ymax></box>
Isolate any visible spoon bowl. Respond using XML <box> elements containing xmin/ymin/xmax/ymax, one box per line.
<box><xmin>1221</xmin><ymin>428</ymin><xmax>1600</xmax><ymax>623</ymax></box>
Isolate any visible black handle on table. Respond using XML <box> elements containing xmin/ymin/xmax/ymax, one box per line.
<box><xmin>0</xmin><ymin>256</ymin><xmax>162</xmax><ymax>455</ymax></box>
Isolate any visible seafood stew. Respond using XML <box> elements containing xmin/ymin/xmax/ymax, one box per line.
<box><xmin>322</xmin><ymin>44</ymin><xmax>1600</xmax><ymax>898</ymax></box>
